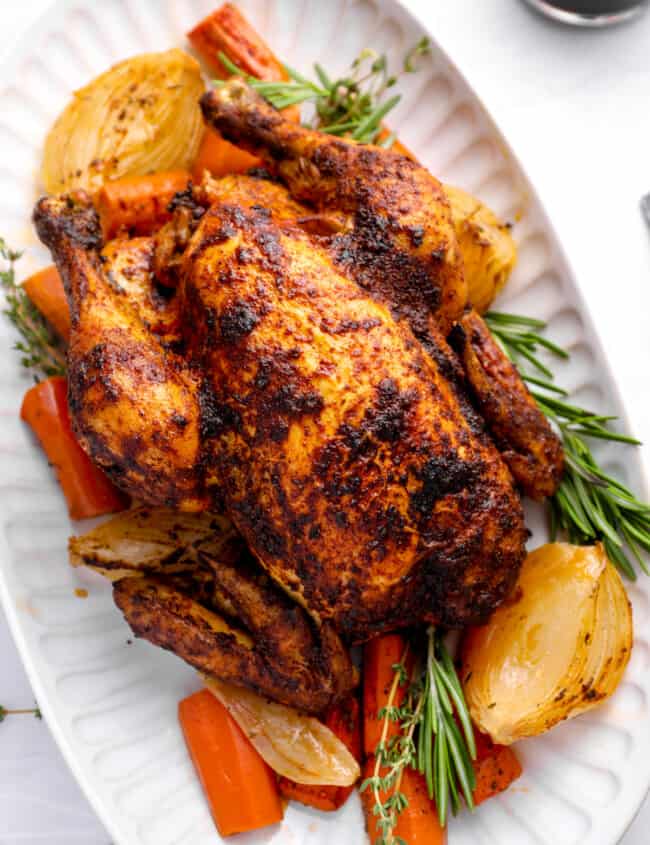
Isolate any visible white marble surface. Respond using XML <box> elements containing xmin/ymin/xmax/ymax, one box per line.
<box><xmin>0</xmin><ymin>1</ymin><xmax>649</xmax><ymax>843</ymax></box>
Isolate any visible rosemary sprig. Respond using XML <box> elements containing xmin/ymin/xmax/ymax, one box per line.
<box><xmin>0</xmin><ymin>239</ymin><xmax>66</xmax><ymax>380</ymax></box>
<box><xmin>416</xmin><ymin>628</ymin><xmax>476</xmax><ymax>825</ymax></box>
<box><xmin>485</xmin><ymin>311</ymin><xmax>650</xmax><ymax>578</ymax></box>
<box><xmin>361</xmin><ymin>628</ymin><xmax>476</xmax><ymax>843</ymax></box>
<box><xmin>216</xmin><ymin>37</ymin><xmax>430</xmax><ymax>144</ymax></box>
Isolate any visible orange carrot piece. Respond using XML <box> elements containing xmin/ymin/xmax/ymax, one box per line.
<box><xmin>362</xmin><ymin>758</ymin><xmax>447</xmax><ymax>845</ymax></box>
<box><xmin>20</xmin><ymin>377</ymin><xmax>128</xmax><ymax>520</ymax></box>
<box><xmin>22</xmin><ymin>265</ymin><xmax>70</xmax><ymax>341</ymax></box>
<box><xmin>390</xmin><ymin>137</ymin><xmax>415</xmax><ymax>158</ymax></box>
<box><xmin>192</xmin><ymin>127</ymin><xmax>261</xmax><ymax>181</ymax></box>
<box><xmin>96</xmin><ymin>170</ymin><xmax>191</xmax><ymax>239</ymax></box>
<box><xmin>277</xmin><ymin>695</ymin><xmax>361</xmax><ymax>811</ymax></box>
<box><xmin>188</xmin><ymin>3</ymin><xmax>300</xmax><ymax>181</ymax></box>
<box><xmin>472</xmin><ymin>729</ymin><xmax>522</xmax><ymax>806</ymax></box>
<box><xmin>179</xmin><ymin>689</ymin><xmax>283</xmax><ymax>836</ymax></box>
<box><xmin>188</xmin><ymin>2</ymin><xmax>289</xmax><ymax>82</ymax></box>
<box><xmin>376</xmin><ymin>126</ymin><xmax>416</xmax><ymax>159</ymax></box>
<box><xmin>363</xmin><ymin>634</ymin><xmax>410</xmax><ymax>756</ymax></box>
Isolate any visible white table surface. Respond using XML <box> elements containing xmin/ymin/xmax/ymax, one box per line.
<box><xmin>1</xmin><ymin>1</ymin><xmax>649</xmax><ymax>843</ymax></box>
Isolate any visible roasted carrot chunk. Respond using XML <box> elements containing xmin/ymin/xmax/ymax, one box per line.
<box><xmin>20</xmin><ymin>377</ymin><xmax>128</xmax><ymax>520</ymax></box>
<box><xmin>188</xmin><ymin>2</ymin><xmax>289</xmax><ymax>81</ymax></box>
<box><xmin>376</xmin><ymin>126</ymin><xmax>416</xmax><ymax>159</ymax></box>
<box><xmin>188</xmin><ymin>3</ymin><xmax>301</xmax><ymax>180</ymax></box>
<box><xmin>277</xmin><ymin>695</ymin><xmax>361</xmax><ymax>811</ymax></box>
<box><xmin>363</xmin><ymin>634</ymin><xmax>411</xmax><ymax>756</ymax></box>
<box><xmin>362</xmin><ymin>758</ymin><xmax>447</xmax><ymax>845</ymax></box>
<box><xmin>95</xmin><ymin>170</ymin><xmax>191</xmax><ymax>239</ymax></box>
<box><xmin>472</xmin><ymin>728</ymin><xmax>522</xmax><ymax>805</ymax></box>
<box><xmin>179</xmin><ymin>689</ymin><xmax>283</xmax><ymax>836</ymax></box>
<box><xmin>192</xmin><ymin>126</ymin><xmax>261</xmax><ymax>181</ymax></box>
<box><xmin>22</xmin><ymin>265</ymin><xmax>70</xmax><ymax>341</ymax></box>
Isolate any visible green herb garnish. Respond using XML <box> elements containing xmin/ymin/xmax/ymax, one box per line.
<box><xmin>416</xmin><ymin>628</ymin><xmax>476</xmax><ymax>825</ymax></box>
<box><xmin>1</xmin><ymin>239</ymin><xmax>66</xmax><ymax>380</ymax></box>
<box><xmin>216</xmin><ymin>38</ymin><xmax>431</xmax><ymax>144</ymax></box>
<box><xmin>360</xmin><ymin>628</ymin><xmax>476</xmax><ymax>842</ymax></box>
<box><xmin>0</xmin><ymin>704</ymin><xmax>42</xmax><ymax>722</ymax></box>
<box><xmin>486</xmin><ymin>311</ymin><xmax>650</xmax><ymax>578</ymax></box>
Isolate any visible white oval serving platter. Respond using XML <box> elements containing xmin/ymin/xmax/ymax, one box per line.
<box><xmin>0</xmin><ymin>1</ymin><xmax>648</xmax><ymax>844</ymax></box>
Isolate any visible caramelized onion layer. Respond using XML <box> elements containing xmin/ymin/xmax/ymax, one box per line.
<box><xmin>42</xmin><ymin>49</ymin><xmax>204</xmax><ymax>194</ymax></box>
<box><xmin>462</xmin><ymin>543</ymin><xmax>632</xmax><ymax>745</ymax></box>
<box><xmin>204</xmin><ymin>676</ymin><xmax>360</xmax><ymax>786</ymax></box>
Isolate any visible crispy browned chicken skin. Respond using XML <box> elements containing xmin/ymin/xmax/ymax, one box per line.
<box><xmin>182</xmin><ymin>189</ymin><xmax>527</xmax><ymax>639</ymax></box>
<box><xmin>34</xmin><ymin>198</ymin><xmax>207</xmax><ymax>511</ymax></box>
<box><xmin>35</xmin><ymin>173</ymin><xmax>527</xmax><ymax>641</ymax></box>
<box><xmin>450</xmin><ymin>310</ymin><xmax>564</xmax><ymax>499</ymax></box>
<box><xmin>201</xmin><ymin>81</ymin><xmax>563</xmax><ymax>501</ymax></box>
<box><xmin>200</xmin><ymin>81</ymin><xmax>467</xmax><ymax>339</ymax></box>
<box><xmin>34</xmin><ymin>87</ymin><xmax>568</xmax><ymax>711</ymax></box>
<box><xmin>114</xmin><ymin>547</ymin><xmax>355</xmax><ymax>714</ymax></box>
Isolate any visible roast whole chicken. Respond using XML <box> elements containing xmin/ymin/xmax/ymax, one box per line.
<box><xmin>34</xmin><ymin>80</ymin><xmax>563</xmax><ymax>714</ymax></box>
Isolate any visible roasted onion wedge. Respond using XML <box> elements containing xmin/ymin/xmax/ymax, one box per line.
<box><xmin>462</xmin><ymin>543</ymin><xmax>632</xmax><ymax>745</ymax></box>
<box><xmin>204</xmin><ymin>676</ymin><xmax>360</xmax><ymax>787</ymax></box>
<box><xmin>69</xmin><ymin>506</ymin><xmax>237</xmax><ymax>580</ymax></box>
<box><xmin>41</xmin><ymin>49</ymin><xmax>204</xmax><ymax>194</ymax></box>
<box><xmin>444</xmin><ymin>183</ymin><xmax>517</xmax><ymax>313</ymax></box>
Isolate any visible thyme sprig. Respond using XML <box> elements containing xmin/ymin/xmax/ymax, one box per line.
<box><xmin>0</xmin><ymin>704</ymin><xmax>42</xmax><ymax>722</ymax></box>
<box><xmin>361</xmin><ymin>628</ymin><xmax>476</xmax><ymax>843</ymax></box>
<box><xmin>216</xmin><ymin>38</ymin><xmax>430</xmax><ymax>145</ymax></box>
<box><xmin>0</xmin><ymin>239</ymin><xmax>66</xmax><ymax>380</ymax></box>
<box><xmin>485</xmin><ymin>311</ymin><xmax>650</xmax><ymax>578</ymax></box>
<box><xmin>361</xmin><ymin>640</ymin><xmax>418</xmax><ymax>845</ymax></box>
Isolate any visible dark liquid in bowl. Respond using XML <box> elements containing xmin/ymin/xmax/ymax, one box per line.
<box><xmin>545</xmin><ymin>0</ymin><xmax>644</xmax><ymax>10</ymax></box>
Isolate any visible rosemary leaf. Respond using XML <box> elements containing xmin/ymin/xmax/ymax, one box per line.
<box><xmin>215</xmin><ymin>40</ymin><xmax>429</xmax><ymax>144</ymax></box>
<box><xmin>415</xmin><ymin>627</ymin><xmax>476</xmax><ymax>826</ymax></box>
<box><xmin>366</xmin><ymin>627</ymin><xmax>476</xmax><ymax>839</ymax></box>
<box><xmin>486</xmin><ymin>310</ymin><xmax>650</xmax><ymax>577</ymax></box>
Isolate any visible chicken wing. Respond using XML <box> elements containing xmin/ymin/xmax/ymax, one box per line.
<box><xmin>449</xmin><ymin>310</ymin><xmax>564</xmax><ymax>499</ymax></box>
<box><xmin>113</xmin><ymin>549</ymin><xmax>355</xmax><ymax>714</ymax></box>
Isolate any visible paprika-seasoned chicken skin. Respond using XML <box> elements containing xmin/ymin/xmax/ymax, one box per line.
<box><xmin>34</xmin><ymin>180</ymin><xmax>527</xmax><ymax>642</ymax></box>
<box><xmin>200</xmin><ymin>81</ymin><xmax>563</xmax><ymax>500</ymax></box>
<box><xmin>200</xmin><ymin>80</ymin><xmax>467</xmax><ymax>338</ymax></box>
<box><xmin>178</xmin><ymin>189</ymin><xmax>528</xmax><ymax>639</ymax></box>
<box><xmin>72</xmin><ymin>506</ymin><xmax>354</xmax><ymax>714</ymax></box>
<box><xmin>114</xmin><ymin>547</ymin><xmax>355</xmax><ymax>714</ymax></box>
<box><xmin>34</xmin><ymin>196</ymin><xmax>208</xmax><ymax>511</ymax></box>
<box><xmin>450</xmin><ymin>310</ymin><xmax>564</xmax><ymax>499</ymax></box>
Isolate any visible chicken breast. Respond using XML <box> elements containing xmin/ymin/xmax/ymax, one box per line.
<box><xmin>201</xmin><ymin>81</ymin><xmax>563</xmax><ymax>503</ymax></box>
<box><xmin>178</xmin><ymin>189</ymin><xmax>527</xmax><ymax>640</ymax></box>
<box><xmin>35</xmin><ymin>183</ymin><xmax>527</xmax><ymax>641</ymax></box>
